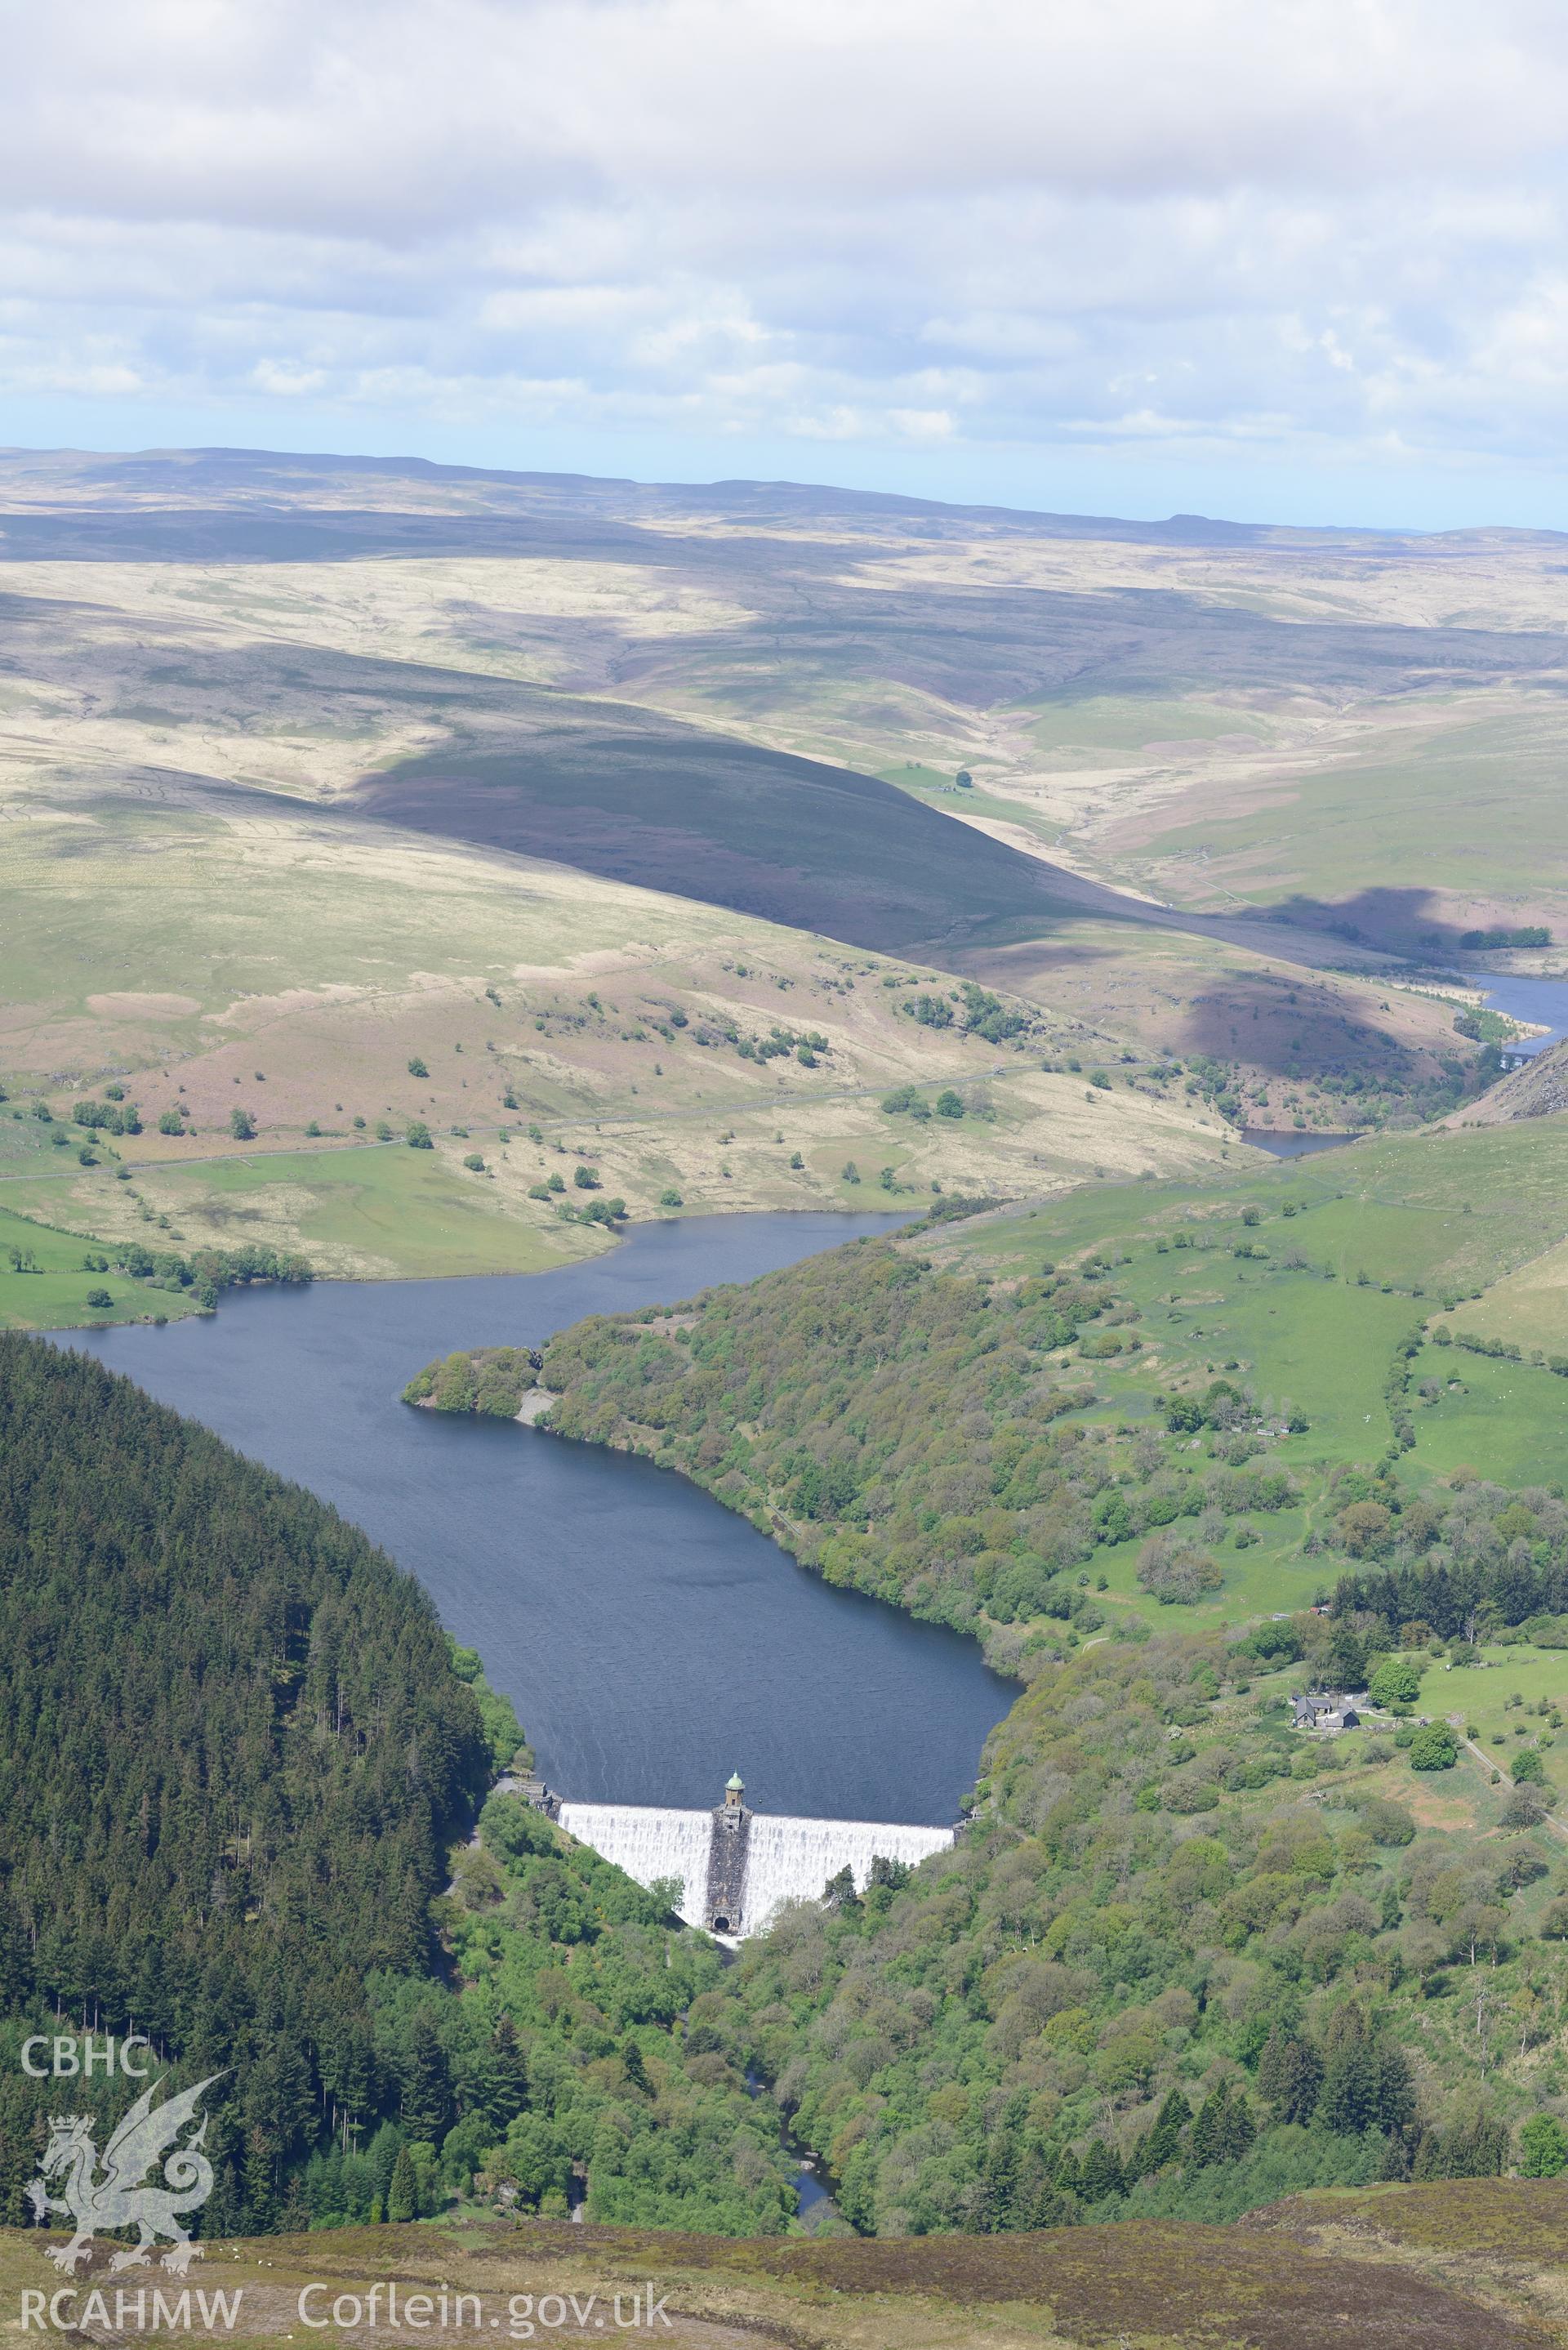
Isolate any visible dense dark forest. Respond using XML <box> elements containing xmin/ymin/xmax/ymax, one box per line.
<box><xmin>0</xmin><ymin>1336</ymin><xmax>795</xmax><ymax>2236</ymax></box>
<box><xmin>0</xmin><ymin>1332</ymin><xmax>491</xmax><ymax>2228</ymax></box>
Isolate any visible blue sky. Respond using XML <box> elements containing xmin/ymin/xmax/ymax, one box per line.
<box><xmin>7</xmin><ymin>0</ymin><xmax>1568</xmax><ymax>530</ymax></box>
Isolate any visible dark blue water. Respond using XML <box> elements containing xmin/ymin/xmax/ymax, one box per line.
<box><xmin>1463</xmin><ymin>969</ymin><xmax>1568</xmax><ymax>1059</ymax></box>
<box><xmin>1242</xmin><ymin>1128</ymin><xmax>1357</xmax><ymax>1158</ymax></box>
<box><xmin>53</xmin><ymin>1213</ymin><xmax>1009</xmax><ymax>1824</ymax></box>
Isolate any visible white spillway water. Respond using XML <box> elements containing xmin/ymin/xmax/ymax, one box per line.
<box><xmin>742</xmin><ymin>1814</ymin><xmax>953</xmax><ymax>1935</ymax></box>
<box><xmin>558</xmin><ymin>1799</ymin><xmax>954</xmax><ymax>1938</ymax></box>
<box><xmin>557</xmin><ymin>1801</ymin><xmax>714</xmax><ymax>1926</ymax></box>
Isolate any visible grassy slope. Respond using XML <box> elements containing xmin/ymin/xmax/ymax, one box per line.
<box><xmin>0</xmin><ymin>1144</ymin><xmax>597</xmax><ymax>1307</ymax></box>
<box><xmin>0</xmin><ymin>677</ymin><xmax>1227</xmax><ymax>1285</ymax></box>
<box><xmin>1</xmin><ymin>454</ymin><xmax>1546</xmax><ymax>1293</ymax></box>
<box><xmin>923</xmin><ymin>1119</ymin><xmax>1568</xmax><ymax>1634</ymax></box>
<box><xmin>1117</xmin><ymin>701</ymin><xmax>1568</xmax><ymax>936</ymax></box>
<box><xmin>0</xmin><ymin>1197</ymin><xmax>206</xmax><ymax>1329</ymax></box>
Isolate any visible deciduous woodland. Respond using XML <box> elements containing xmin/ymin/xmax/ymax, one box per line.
<box><xmin>419</xmin><ymin>1219</ymin><xmax>1568</xmax><ymax>2227</ymax></box>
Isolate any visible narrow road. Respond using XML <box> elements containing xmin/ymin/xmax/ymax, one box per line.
<box><xmin>1454</xmin><ymin>1728</ymin><xmax>1567</xmax><ymax>1841</ymax></box>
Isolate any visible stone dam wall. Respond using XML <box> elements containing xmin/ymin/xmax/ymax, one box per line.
<box><xmin>556</xmin><ymin>1799</ymin><xmax>953</xmax><ymax>1938</ymax></box>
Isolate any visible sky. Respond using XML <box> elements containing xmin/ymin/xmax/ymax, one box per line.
<box><xmin>6</xmin><ymin>0</ymin><xmax>1568</xmax><ymax>528</ymax></box>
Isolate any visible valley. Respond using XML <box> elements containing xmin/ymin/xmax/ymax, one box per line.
<box><xmin>7</xmin><ymin>452</ymin><xmax>1568</xmax><ymax>2336</ymax></box>
<box><xmin>4</xmin><ymin>449</ymin><xmax>1558</xmax><ymax>1310</ymax></box>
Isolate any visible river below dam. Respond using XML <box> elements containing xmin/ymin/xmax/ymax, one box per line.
<box><xmin>52</xmin><ymin>1211</ymin><xmax>1011</xmax><ymax>1826</ymax></box>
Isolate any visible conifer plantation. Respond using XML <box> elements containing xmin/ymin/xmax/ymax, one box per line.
<box><xmin>0</xmin><ymin>1335</ymin><xmax>794</xmax><ymax>2236</ymax></box>
<box><xmin>0</xmin><ymin>1333</ymin><xmax>489</xmax><ymax>2227</ymax></box>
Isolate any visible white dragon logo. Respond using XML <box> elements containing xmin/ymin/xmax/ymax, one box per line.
<box><xmin>27</xmin><ymin>2075</ymin><xmax>222</xmax><ymax>2274</ymax></box>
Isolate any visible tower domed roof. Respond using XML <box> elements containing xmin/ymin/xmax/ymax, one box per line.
<box><xmin>725</xmin><ymin>1770</ymin><xmax>745</xmax><ymax>1791</ymax></box>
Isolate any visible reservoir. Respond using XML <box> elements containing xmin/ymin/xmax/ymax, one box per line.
<box><xmin>53</xmin><ymin>1211</ymin><xmax>1011</xmax><ymax>1826</ymax></box>
<box><xmin>1463</xmin><ymin>967</ymin><xmax>1568</xmax><ymax>1059</ymax></box>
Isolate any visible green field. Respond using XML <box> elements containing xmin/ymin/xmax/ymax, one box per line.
<box><xmin>1409</xmin><ymin>1344</ymin><xmax>1568</xmax><ymax>1486</ymax></box>
<box><xmin>1445</xmin><ymin>1645</ymin><xmax>1568</xmax><ymax>1797</ymax></box>
<box><xmin>1023</xmin><ymin>692</ymin><xmax>1279</xmax><ymax>759</ymax></box>
<box><xmin>955</xmin><ymin>1117</ymin><xmax>1568</xmax><ymax>1288</ymax></box>
<box><xmin>0</xmin><ymin>1199</ymin><xmax>203</xmax><ymax>1329</ymax></box>
<box><xmin>920</xmin><ymin>1118</ymin><xmax>1568</xmax><ymax>1634</ymax></box>
<box><xmin>5</xmin><ymin>1143</ymin><xmax>598</xmax><ymax>1286</ymax></box>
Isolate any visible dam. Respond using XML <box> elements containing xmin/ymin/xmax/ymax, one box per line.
<box><xmin>558</xmin><ymin>1774</ymin><xmax>955</xmax><ymax>1938</ymax></box>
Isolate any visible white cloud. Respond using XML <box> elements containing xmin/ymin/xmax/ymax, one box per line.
<box><xmin>251</xmin><ymin>359</ymin><xmax>328</xmax><ymax>395</ymax></box>
<box><xmin>4</xmin><ymin>0</ymin><xmax>1568</xmax><ymax>491</ymax></box>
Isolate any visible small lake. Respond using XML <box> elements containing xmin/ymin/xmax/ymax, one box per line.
<box><xmin>1463</xmin><ymin>968</ymin><xmax>1568</xmax><ymax>1059</ymax></box>
<box><xmin>53</xmin><ymin>1213</ymin><xmax>1011</xmax><ymax>1826</ymax></box>
<box><xmin>1242</xmin><ymin>1128</ymin><xmax>1357</xmax><ymax>1158</ymax></box>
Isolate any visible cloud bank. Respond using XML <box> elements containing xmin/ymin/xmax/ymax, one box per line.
<box><xmin>6</xmin><ymin>0</ymin><xmax>1568</xmax><ymax>513</ymax></box>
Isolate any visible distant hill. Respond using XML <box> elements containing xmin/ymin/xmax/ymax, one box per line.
<box><xmin>0</xmin><ymin>437</ymin><xmax>1551</xmax><ymax>1282</ymax></box>
<box><xmin>9</xmin><ymin>442</ymin><xmax>1568</xmax><ymax>548</ymax></box>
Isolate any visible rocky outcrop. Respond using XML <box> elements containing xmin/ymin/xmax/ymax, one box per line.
<box><xmin>1456</xmin><ymin>1039</ymin><xmax>1568</xmax><ymax>1124</ymax></box>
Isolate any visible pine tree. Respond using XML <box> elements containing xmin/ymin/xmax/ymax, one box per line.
<box><xmin>977</xmin><ymin>2130</ymin><xmax>1021</xmax><ymax>2232</ymax></box>
<box><xmin>1077</xmin><ymin>2138</ymin><xmax>1125</xmax><ymax>2201</ymax></box>
<box><xmin>0</xmin><ymin>1893</ymin><xmax>33</xmax><ymax>2007</ymax></box>
<box><xmin>1319</xmin><ymin>2007</ymin><xmax>1381</xmax><ymax>2135</ymax></box>
<box><xmin>1325</xmin><ymin>1621</ymin><xmax>1367</xmax><ymax>1690</ymax></box>
<box><xmin>1141</xmin><ymin>2088</ymin><xmax>1192</xmax><ymax>2173</ymax></box>
<box><xmin>387</xmin><ymin>2146</ymin><xmax>416</xmax><ymax>2223</ymax></box>
<box><xmin>1257</xmin><ymin>2026</ymin><xmax>1290</xmax><ymax>2110</ymax></box>
<box><xmin>1012</xmin><ymin>2141</ymin><xmax>1067</xmax><ymax>2230</ymax></box>
<box><xmin>1189</xmin><ymin>2081</ymin><xmax>1253</xmax><ymax>2167</ymax></box>
<box><xmin>1374</xmin><ymin>2039</ymin><xmax>1416</xmax><ymax>2135</ymax></box>
<box><xmin>243</xmin><ymin>2128</ymin><xmax>278</xmax><ymax>2235</ymax></box>
<box><xmin>402</xmin><ymin>2014</ymin><xmax>452</xmax><ymax>2139</ymax></box>
<box><xmin>1258</xmin><ymin>2026</ymin><xmax>1322</xmax><ymax>2124</ymax></box>
<box><xmin>1221</xmin><ymin>2088</ymin><xmax>1255</xmax><ymax>2161</ymax></box>
<box><xmin>465</xmin><ymin>2015</ymin><xmax>529</xmax><ymax>2129</ymax></box>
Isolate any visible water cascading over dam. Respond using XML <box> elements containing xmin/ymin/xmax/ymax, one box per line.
<box><xmin>558</xmin><ymin>1776</ymin><xmax>953</xmax><ymax>1938</ymax></box>
<box><xmin>555</xmin><ymin>1800</ymin><xmax>716</xmax><ymax>1927</ymax></box>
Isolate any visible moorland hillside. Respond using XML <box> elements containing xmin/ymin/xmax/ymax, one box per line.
<box><xmin>2</xmin><ymin>449</ymin><xmax>1553</xmax><ymax>1297</ymax></box>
